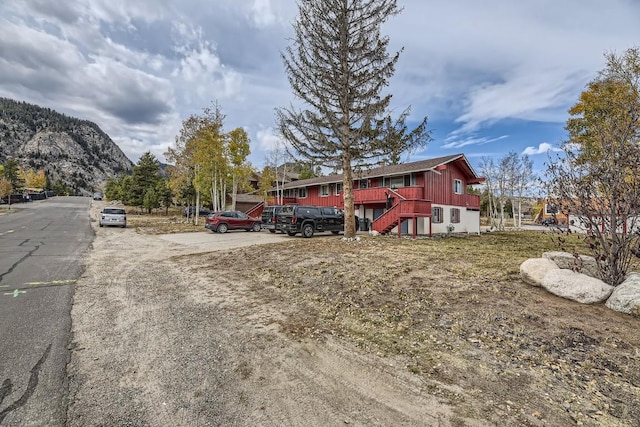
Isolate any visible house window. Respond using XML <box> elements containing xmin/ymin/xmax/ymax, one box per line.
<box><xmin>451</xmin><ymin>208</ymin><xmax>460</xmax><ymax>223</ymax></box>
<box><xmin>335</xmin><ymin>183</ymin><xmax>343</xmax><ymax>195</ymax></box>
<box><xmin>359</xmin><ymin>179</ymin><xmax>368</xmax><ymax>189</ymax></box>
<box><xmin>283</xmin><ymin>189</ymin><xmax>295</xmax><ymax>198</ymax></box>
<box><xmin>432</xmin><ymin>207</ymin><xmax>443</xmax><ymax>223</ymax></box>
<box><xmin>320</xmin><ymin>185</ymin><xmax>330</xmax><ymax>197</ymax></box>
<box><xmin>453</xmin><ymin>179</ymin><xmax>463</xmax><ymax>194</ymax></box>
<box><xmin>298</xmin><ymin>188</ymin><xmax>307</xmax><ymax>198</ymax></box>
<box><xmin>384</xmin><ymin>176</ymin><xmax>405</xmax><ymax>188</ymax></box>
<box><xmin>545</xmin><ymin>203</ymin><xmax>558</xmax><ymax>214</ymax></box>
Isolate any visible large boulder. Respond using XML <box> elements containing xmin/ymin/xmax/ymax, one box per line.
<box><xmin>542</xmin><ymin>251</ymin><xmax>600</xmax><ymax>279</ymax></box>
<box><xmin>520</xmin><ymin>258</ymin><xmax>559</xmax><ymax>287</ymax></box>
<box><xmin>606</xmin><ymin>273</ymin><xmax>640</xmax><ymax>315</ymax></box>
<box><xmin>541</xmin><ymin>269</ymin><xmax>614</xmax><ymax>304</ymax></box>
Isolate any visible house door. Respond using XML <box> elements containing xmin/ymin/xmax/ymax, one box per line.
<box><xmin>401</xmin><ymin>219</ymin><xmax>408</xmax><ymax>234</ymax></box>
<box><xmin>373</xmin><ymin>208</ymin><xmax>384</xmax><ymax>220</ymax></box>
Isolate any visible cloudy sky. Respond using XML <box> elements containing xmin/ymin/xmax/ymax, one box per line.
<box><xmin>1</xmin><ymin>0</ymin><xmax>639</xmax><ymax>175</ymax></box>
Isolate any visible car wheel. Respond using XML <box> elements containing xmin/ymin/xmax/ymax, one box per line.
<box><xmin>302</xmin><ymin>224</ymin><xmax>314</xmax><ymax>238</ymax></box>
<box><xmin>217</xmin><ymin>223</ymin><xmax>228</xmax><ymax>233</ymax></box>
<box><xmin>99</xmin><ymin>222</ymin><xmax>103</xmax><ymax>227</ymax></box>
<box><xmin>252</xmin><ymin>222</ymin><xmax>261</xmax><ymax>232</ymax></box>
<box><xmin>268</xmin><ymin>229</ymin><xmax>276</xmax><ymax>234</ymax></box>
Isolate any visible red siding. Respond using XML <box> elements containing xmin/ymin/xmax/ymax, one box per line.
<box><xmin>423</xmin><ymin>163</ymin><xmax>468</xmax><ymax>206</ymax></box>
<box><xmin>298</xmin><ymin>184</ymin><xmax>345</xmax><ymax>208</ymax></box>
<box><xmin>271</xmin><ymin>157</ymin><xmax>480</xmax><ymax>210</ymax></box>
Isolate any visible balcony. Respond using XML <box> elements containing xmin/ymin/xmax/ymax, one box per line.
<box><xmin>397</xmin><ymin>199</ymin><xmax>431</xmax><ymax>216</ymax></box>
<box><xmin>353</xmin><ymin>186</ymin><xmax>423</xmax><ymax>204</ymax></box>
<box><xmin>466</xmin><ymin>194</ymin><xmax>481</xmax><ymax>210</ymax></box>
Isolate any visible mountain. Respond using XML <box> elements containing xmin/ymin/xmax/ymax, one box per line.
<box><xmin>0</xmin><ymin>97</ymin><xmax>133</xmax><ymax>194</ymax></box>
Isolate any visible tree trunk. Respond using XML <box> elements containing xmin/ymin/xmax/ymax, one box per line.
<box><xmin>195</xmin><ymin>190</ymin><xmax>200</xmax><ymax>226</ymax></box>
<box><xmin>342</xmin><ymin>150</ymin><xmax>355</xmax><ymax>238</ymax></box>
<box><xmin>231</xmin><ymin>174</ymin><xmax>237</xmax><ymax>211</ymax></box>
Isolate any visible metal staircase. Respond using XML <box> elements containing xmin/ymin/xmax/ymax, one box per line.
<box><xmin>245</xmin><ymin>201</ymin><xmax>264</xmax><ymax>218</ymax></box>
<box><xmin>372</xmin><ymin>204</ymin><xmax>401</xmax><ymax>234</ymax></box>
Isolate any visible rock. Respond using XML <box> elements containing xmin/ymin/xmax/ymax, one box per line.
<box><xmin>605</xmin><ymin>273</ymin><xmax>640</xmax><ymax>315</ymax></box>
<box><xmin>520</xmin><ymin>258</ymin><xmax>559</xmax><ymax>287</ymax></box>
<box><xmin>1</xmin><ymin>97</ymin><xmax>133</xmax><ymax>195</ymax></box>
<box><xmin>543</xmin><ymin>251</ymin><xmax>600</xmax><ymax>279</ymax></box>
<box><xmin>541</xmin><ymin>269</ymin><xmax>614</xmax><ymax>304</ymax></box>
<box><xmin>369</xmin><ymin>230</ymin><xmax>380</xmax><ymax>236</ymax></box>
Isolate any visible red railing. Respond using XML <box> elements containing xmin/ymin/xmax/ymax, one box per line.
<box><xmin>245</xmin><ymin>201</ymin><xmax>264</xmax><ymax>217</ymax></box>
<box><xmin>466</xmin><ymin>194</ymin><xmax>481</xmax><ymax>210</ymax></box>
<box><xmin>371</xmin><ymin>199</ymin><xmax>432</xmax><ymax>234</ymax></box>
<box><xmin>398</xmin><ymin>199</ymin><xmax>431</xmax><ymax>215</ymax></box>
<box><xmin>353</xmin><ymin>186</ymin><xmax>423</xmax><ymax>204</ymax></box>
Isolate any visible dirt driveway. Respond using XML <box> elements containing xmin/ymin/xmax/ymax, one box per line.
<box><xmin>67</xmin><ymin>205</ymin><xmax>461</xmax><ymax>426</ymax></box>
<box><xmin>67</xmin><ymin>204</ymin><xmax>640</xmax><ymax>426</ymax></box>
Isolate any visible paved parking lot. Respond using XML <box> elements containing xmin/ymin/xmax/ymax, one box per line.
<box><xmin>159</xmin><ymin>230</ymin><xmax>290</xmax><ymax>251</ymax></box>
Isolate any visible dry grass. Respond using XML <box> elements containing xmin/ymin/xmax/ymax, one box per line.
<box><xmin>125</xmin><ymin>208</ymin><xmax>206</xmax><ymax>234</ymax></box>
<box><xmin>183</xmin><ymin>231</ymin><xmax>640</xmax><ymax>426</ymax></box>
<box><xmin>126</xmin><ymin>211</ymin><xmax>640</xmax><ymax>425</ymax></box>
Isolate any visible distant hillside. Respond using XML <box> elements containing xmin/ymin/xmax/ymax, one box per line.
<box><xmin>0</xmin><ymin>97</ymin><xmax>133</xmax><ymax>194</ymax></box>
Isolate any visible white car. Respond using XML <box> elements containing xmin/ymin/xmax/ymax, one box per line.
<box><xmin>99</xmin><ymin>207</ymin><xmax>127</xmax><ymax>228</ymax></box>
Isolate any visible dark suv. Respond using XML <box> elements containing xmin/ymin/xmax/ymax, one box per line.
<box><xmin>278</xmin><ymin>205</ymin><xmax>356</xmax><ymax>238</ymax></box>
<box><xmin>261</xmin><ymin>205</ymin><xmax>284</xmax><ymax>233</ymax></box>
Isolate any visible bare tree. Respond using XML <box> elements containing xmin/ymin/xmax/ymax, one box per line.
<box><xmin>546</xmin><ymin>47</ymin><xmax>640</xmax><ymax>286</ymax></box>
<box><xmin>265</xmin><ymin>140</ymin><xmax>293</xmax><ymax>205</ymax></box>
<box><xmin>277</xmin><ymin>0</ymin><xmax>431</xmax><ymax>238</ymax></box>
<box><xmin>479</xmin><ymin>157</ymin><xmax>499</xmax><ymax>229</ymax></box>
<box><xmin>514</xmin><ymin>154</ymin><xmax>533</xmax><ymax>228</ymax></box>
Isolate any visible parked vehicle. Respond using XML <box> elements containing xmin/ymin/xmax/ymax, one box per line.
<box><xmin>541</xmin><ymin>217</ymin><xmax>557</xmax><ymax>226</ymax></box>
<box><xmin>2</xmin><ymin>194</ymin><xmax>27</xmax><ymax>204</ymax></box>
<box><xmin>261</xmin><ymin>205</ymin><xmax>284</xmax><ymax>233</ymax></box>
<box><xmin>93</xmin><ymin>192</ymin><xmax>103</xmax><ymax>200</ymax></box>
<box><xmin>183</xmin><ymin>206</ymin><xmax>211</xmax><ymax>217</ymax></box>
<box><xmin>99</xmin><ymin>207</ymin><xmax>127</xmax><ymax>228</ymax></box>
<box><xmin>277</xmin><ymin>205</ymin><xmax>358</xmax><ymax>238</ymax></box>
<box><xmin>204</xmin><ymin>210</ymin><xmax>262</xmax><ymax>233</ymax></box>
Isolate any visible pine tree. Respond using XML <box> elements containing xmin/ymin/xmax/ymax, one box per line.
<box><xmin>277</xmin><ymin>0</ymin><xmax>431</xmax><ymax>237</ymax></box>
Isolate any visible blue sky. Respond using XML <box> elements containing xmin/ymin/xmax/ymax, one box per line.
<box><xmin>1</xmin><ymin>1</ymin><xmax>639</xmax><ymax>177</ymax></box>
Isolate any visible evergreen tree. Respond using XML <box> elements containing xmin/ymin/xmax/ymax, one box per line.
<box><xmin>2</xmin><ymin>159</ymin><xmax>24</xmax><ymax>191</ymax></box>
<box><xmin>277</xmin><ymin>0</ymin><xmax>431</xmax><ymax>237</ymax></box>
<box><xmin>143</xmin><ymin>188</ymin><xmax>160</xmax><ymax>214</ymax></box>
<box><xmin>130</xmin><ymin>152</ymin><xmax>162</xmax><ymax>210</ymax></box>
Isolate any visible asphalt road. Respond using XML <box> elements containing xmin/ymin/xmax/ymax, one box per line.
<box><xmin>0</xmin><ymin>196</ymin><xmax>92</xmax><ymax>426</ymax></box>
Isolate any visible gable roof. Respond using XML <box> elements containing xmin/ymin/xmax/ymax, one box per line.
<box><xmin>278</xmin><ymin>154</ymin><xmax>483</xmax><ymax>189</ymax></box>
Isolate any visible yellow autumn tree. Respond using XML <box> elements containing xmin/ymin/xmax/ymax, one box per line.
<box><xmin>0</xmin><ymin>178</ymin><xmax>12</xmax><ymax>201</ymax></box>
<box><xmin>19</xmin><ymin>168</ymin><xmax>47</xmax><ymax>190</ymax></box>
<box><xmin>546</xmin><ymin>47</ymin><xmax>640</xmax><ymax>286</ymax></box>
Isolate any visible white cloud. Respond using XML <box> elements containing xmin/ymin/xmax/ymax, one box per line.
<box><xmin>250</xmin><ymin>0</ymin><xmax>277</xmax><ymax>28</ymax></box>
<box><xmin>255</xmin><ymin>127</ymin><xmax>284</xmax><ymax>152</ymax></box>
<box><xmin>523</xmin><ymin>142</ymin><xmax>560</xmax><ymax>155</ymax></box>
<box><xmin>442</xmin><ymin>134</ymin><xmax>509</xmax><ymax>150</ymax></box>
<box><xmin>1</xmin><ymin>0</ymin><xmax>639</xmax><ymax>170</ymax></box>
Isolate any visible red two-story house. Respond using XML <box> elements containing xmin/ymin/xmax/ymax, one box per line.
<box><xmin>268</xmin><ymin>153</ymin><xmax>484</xmax><ymax>237</ymax></box>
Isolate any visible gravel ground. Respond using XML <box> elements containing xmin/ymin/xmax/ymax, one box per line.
<box><xmin>67</xmin><ymin>203</ymin><xmax>462</xmax><ymax>426</ymax></box>
<box><xmin>66</xmin><ymin>203</ymin><xmax>640</xmax><ymax>426</ymax></box>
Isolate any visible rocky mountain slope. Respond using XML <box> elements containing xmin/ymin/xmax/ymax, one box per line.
<box><xmin>0</xmin><ymin>97</ymin><xmax>133</xmax><ymax>194</ymax></box>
